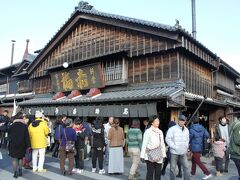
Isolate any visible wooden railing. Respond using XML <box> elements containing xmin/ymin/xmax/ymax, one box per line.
<box><xmin>103</xmin><ymin>65</ymin><xmax>122</xmax><ymax>82</ymax></box>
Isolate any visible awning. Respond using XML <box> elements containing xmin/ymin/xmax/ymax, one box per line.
<box><xmin>22</xmin><ymin>103</ymin><xmax>157</xmax><ymax>118</ymax></box>
<box><xmin>19</xmin><ymin>86</ymin><xmax>184</xmax><ymax>106</ymax></box>
<box><xmin>20</xmin><ymin>85</ymin><xmax>185</xmax><ymax>117</ymax></box>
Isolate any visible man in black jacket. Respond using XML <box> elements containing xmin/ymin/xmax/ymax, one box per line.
<box><xmin>73</xmin><ymin>118</ymin><xmax>87</xmax><ymax>174</ymax></box>
<box><xmin>0</xmin><ymin>110</ymin><xmax>10</xmax><ymax>148</ymax></box>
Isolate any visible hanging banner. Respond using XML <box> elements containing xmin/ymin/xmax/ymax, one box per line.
<box><xmin>51</xmin><ymin>63</ymin><xmax>105</xmax><ymax>92</ymax></box>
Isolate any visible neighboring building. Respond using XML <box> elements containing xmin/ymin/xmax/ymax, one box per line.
<box><xmin>15</xmin><ymin>2</ymin><xmax>239</xmax><ymax>131</ymax></box>
<box><xmin>0</xmin><ymin>39</ymin><xmax>35</xmax><ymax>115</ymax></box>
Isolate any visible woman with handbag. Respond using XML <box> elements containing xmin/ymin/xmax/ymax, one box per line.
<box><xmin>59</xmin><ymin>118</ymin><xmax>77</xmax><ymax>176</ymax></box>
<box><xmin>140</xmin><ymin>115</ymin><xmax>166</xmax><ymax>180</ymax></box>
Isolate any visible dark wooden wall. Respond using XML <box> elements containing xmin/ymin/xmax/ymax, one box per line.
<box><xmin>34</xmin><ymin>76</ymin><xmax>51</xmax><ymax>94</ymax></box>
<box><xmin>215</xmin><ymin>71</ymin><xmax>235</xmax><ymax>92</ymax></box>
<box><xmin>30</xmin><ymin>20</ymin><xmax>219</xmax><ymax>97</ymax></box>
<box><xmin>128</xmin><ymin>51</ymin><xmax>212</xmax><ymax>97</ymax></box>
<box><xmin>128</xmin><ymin>52</ymin><xmax>178</xmax><ymax>83</ymax></box>
<box><xmin>31</xmin><ymin>21</ymin><xmax>175</xmax><ymax>79</ymax></box>
<box><xmin>179</xmin><ymin>53</ymin><xmax>212</xmax><ymax>97</ymax></box>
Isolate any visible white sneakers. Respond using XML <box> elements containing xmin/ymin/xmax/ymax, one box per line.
<box><xmin>72</xmin><ymin>168</ymin><xmax>77</xmax><ymax>173</ymax></box>
<box><xmin>99</xmin><ymin>169</ymin><xmax>105</xmax><ymax>174</ymax></box>
<box><xmin>202</xmin><ymin>174</ymin><xmax>212</xmax><ymax>180</ymax></box>
<box><xmin>91</xmin><ymin>168</ymin><xmax>105</xmax><ymax>174</ymax></box>
<box><xmin>92</xmin><ymin>168</ymin><xmax>96</xmax><ymax>173</ymax></box>
<box><xmin>77</xmin><ymin>169</ymin><xmax>83</xmax><ymax>174</ymax></box>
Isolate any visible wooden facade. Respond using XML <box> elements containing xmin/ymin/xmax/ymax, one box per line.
<box><xmin>30</xmin><ymin>20</ymin><xmax>181</xmax><ymax>94</ymax></box>
<box><xmin>17</xmin><ymin>5</ymin><xmax>239</xmax><ymax>125</ymax></box>
<box><xmin>128</xmin><ymin>51</ymin><xmax>211</xmax><ymax>97</ymax></box>
<box><xmin>29</xmin><ymin>17</ymin><xmax>217</xmax><ymax>97</ymax></box>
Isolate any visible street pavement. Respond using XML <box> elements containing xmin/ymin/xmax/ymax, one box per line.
<box><xmin>0</xmin><ymin>148</ymin><xmax>239</xmax><ymax>180</ymax></box>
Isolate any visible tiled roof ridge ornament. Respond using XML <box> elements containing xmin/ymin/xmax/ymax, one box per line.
<box><xmin>86</xmin><ymin>88</ymin><xmax>101</xmax><ymax>99</ymax></box>
<box><xmin>76</xmin><ymin>1</ymin><xmax>94</xmax><ymax>11</ymax></box>
<box><xmin>68</xmin><ymin>90</ymin><xmax>82</xmax><ymax>99</ymax></box>
<box><xmin>52</xmin><ymin>92</ymin><xmax>65</xmax><ymax>100</ymax></box>
<box><xmin>174</xmin><ymin>19</ymin><xmax>181</xmax><ymax>29</ymax></box>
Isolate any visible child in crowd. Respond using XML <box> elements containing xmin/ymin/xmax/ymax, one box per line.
<box><xmin>73</xmin><ymin>118</ymin><xmax>87</xmax><ymax>174</ymax></box>
<box><xmin>212</xmin><ymin>138</ymin><xmax>226</xmax><ymax>176</ymax></box>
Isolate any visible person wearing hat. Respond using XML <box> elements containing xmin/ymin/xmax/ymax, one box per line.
<box><xmin>165</xmin><ymin>114</ymin><xmax>190</xmax><ymax>180</ymax></box>
<box><xmin>127</xmin><ymin>119</ymin><xmax>142</xmax><ymax>180</ymax></box>
<box><xmin>189</xmin><ymin>116</ymin><xmax>212</xmax><ymax>179</ymax></box>
<box><xmin>28</xmin><ymin>110</ymin><xmax>49</xmax><ymax>173</ymax></box>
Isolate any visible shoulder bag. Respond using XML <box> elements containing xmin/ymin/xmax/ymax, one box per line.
<box><xmin>64</xmin><ymin>129</ymin><xmax>76</xmax><ymax>153</ymax></box>
<box><xmin>147</xmin><ymin>133</ymin><xmax>163</xmax><ymax>162</ymax></box>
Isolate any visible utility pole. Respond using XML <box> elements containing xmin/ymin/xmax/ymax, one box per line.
<box><xmin>192</xmin><ymin>0</ymin><xmax>197</xmax><ymax>39</ymax></box>
<box><xmin>10</xmin><ymin>40</ymin><xmax>16</xmax><ymax>65</ymax></box>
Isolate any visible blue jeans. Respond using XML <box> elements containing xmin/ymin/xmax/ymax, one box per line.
<box><xmin>170</xmin><ymin>153</ymin><xmax>190</xmax><ymax>180</ymax></box>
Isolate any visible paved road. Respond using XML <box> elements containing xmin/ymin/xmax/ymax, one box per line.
<box><xmin>0</xmin><ymin>148</ymin><xmax>239</xmax><ymax>180</ymax></box>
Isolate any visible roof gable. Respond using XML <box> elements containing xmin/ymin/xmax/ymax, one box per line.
<box><xmin>27</xmin><ymin>5</ymin><xmax>180</xmax><ymax>75</ymax></box>
<box><xmin>13</xmin><ymin>60</ymin><xmax>31</xmax><ymax>77</ymax></box>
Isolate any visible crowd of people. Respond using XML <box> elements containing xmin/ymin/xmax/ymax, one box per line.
<box><xmin>0</xmin><ymin>109</ymin><xmax>240</xmax><ymax>180</ymax></box>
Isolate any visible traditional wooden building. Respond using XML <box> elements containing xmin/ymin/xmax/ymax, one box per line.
<box><xmin>18</xmin><ymin>2</ymin><xmax>240</xmax><ymax>130</ymax></box>
<box><xmin>0</xmin><ymin>40</ymin><xmax>35</xmax><ymax>115</ymax></box>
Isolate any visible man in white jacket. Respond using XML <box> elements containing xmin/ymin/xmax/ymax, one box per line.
<box><xmin>165</xmin><ymin>115</ymin><xmax>190</xmax><ymax>180</ymax></box>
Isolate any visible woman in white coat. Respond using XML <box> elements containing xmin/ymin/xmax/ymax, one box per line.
<box><xmin>140</xmin><ymin>115</ymin><xmax>166</xmax><ymax>180</ymax></box>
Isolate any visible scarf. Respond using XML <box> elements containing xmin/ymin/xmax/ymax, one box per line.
<box><xmin>219</xmin><ymin>124</ymin><xmax>229</xmax><ymax>147</ymax></box>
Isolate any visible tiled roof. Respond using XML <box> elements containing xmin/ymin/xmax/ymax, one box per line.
<box><xmin>78</xmin><ymin>9</ymin><xmax>176</xmax><ymax>32</ymax></box>
<box><xmin>76</xmin><ymin>8</ymin><xmax>217</xmax><ymax>58</ymax></box>
<box><xmin>184</xmin><ymin>92</ymin><xmax>226</xmax><ymax>107</ymax></box>
<box><xmin>0</xmin><ymin>92</ymin><xmax>35</xmax><ymax>101</ymax></box>
<box><xmin>19</xmin><ymin>86</ymin><xmax>183</xmax><ymax>106</ymax></box>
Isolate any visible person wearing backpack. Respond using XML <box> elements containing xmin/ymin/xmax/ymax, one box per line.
<box><xmin>189</xmin><ymin>116</ymin><xmax>212</xmax><ymax>179</ymax></box>
<box><xmin>229</xmin><ymin>116</ymin><xmax>240</xmax><ymax>179</ymax></box>
<box><xmin>91</xmin><ymin>118</ymin><xmax>106</xmax><ymax>174</ymax></box>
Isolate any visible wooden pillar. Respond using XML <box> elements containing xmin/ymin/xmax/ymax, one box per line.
<box><xmin>170</xmin><ymin>109</ymin><xmax>180</xmax><ymax>123</ymax></box>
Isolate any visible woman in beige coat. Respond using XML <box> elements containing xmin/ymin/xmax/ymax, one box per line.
<box><xmin>108</xmin><ymin>118</ymin><xmax>125</xmax><ymax>174</ymax></box>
